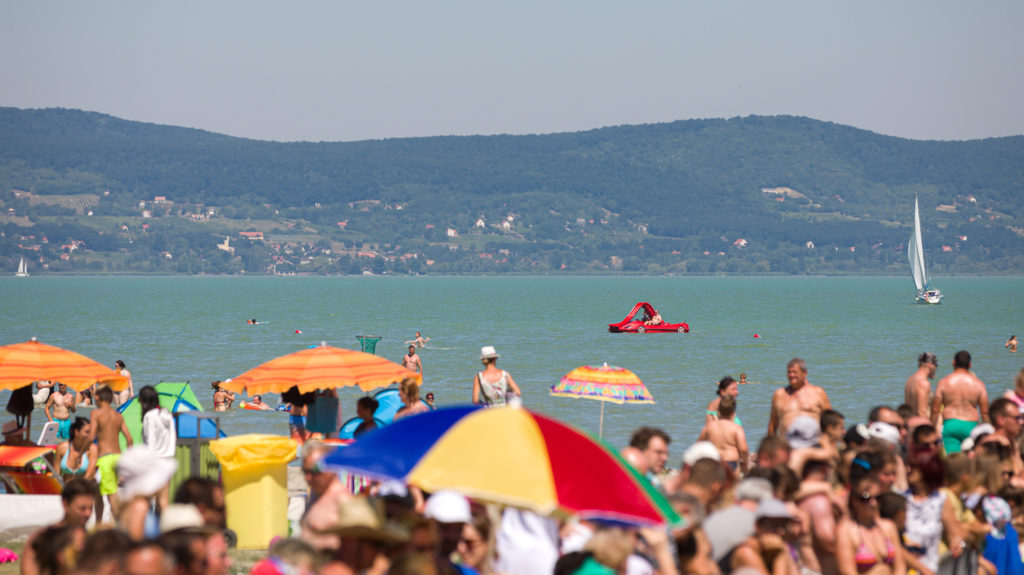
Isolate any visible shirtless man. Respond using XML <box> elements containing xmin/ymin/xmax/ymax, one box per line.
<box><xmin>931</xmin><ymin>350</ymin><xmax>988</xmax><ymax>454</ymax></box>
<box><xmin>91</xmin><ymin>386</ymin><xmax>132</xmax><ymax>518</ymax></box>
<box><xmin>405</xmin><ymin>332</ymin><xmax>430</xmax><ymax>348</ymax></box>
<box><xmin>1007</xmin><ymin>335</ymin><xmax>1018</xmax><ymax>353</ymax></box>
<box><xmin>402</xmin><ymin>346</ymin><xmax>422</xmax><ymax>374</ymax></box>
<box><xmin>698</xmin><ymin>395</ymin><xmax>749</xmax><ymax>474</ymax></box>
<box><xmin>45</xmin><ymin>382</ymin><xmax>77</xmax><ymax>441</ymax></box>
<box><xmin>768</xmin><ymin>358</ymin><xmax>831</xmax><ymax>437</ymax></box>
<box><xmin>904</xmin><ymin>352</ymin><xmax>937</xmax><ymax>419</ymax></box>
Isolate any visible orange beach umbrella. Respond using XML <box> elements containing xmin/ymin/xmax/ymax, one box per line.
<box><xmin>222</xmin><ymin>342</ymin><xmax>422</xmax><ymax>396</ymax></box>
<box><xmin>0</xmin><ymin>338</ymin><xmax>129</xmax><ymax>392</ymax></box>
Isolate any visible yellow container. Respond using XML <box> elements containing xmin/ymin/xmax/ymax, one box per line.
<box><xmin>209</xmin><ymin>434</ymin><xmax>297</xmax><ymax>549</ymax></box>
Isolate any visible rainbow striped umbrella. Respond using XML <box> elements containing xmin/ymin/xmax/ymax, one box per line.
<box><xmin>550</xmin><ymin>363</ymin><xmax>654</xmax><ymax>437</ymax></box>
<box><xmin>0</xmin><ymin>338</ymin><xmax>129</xmax><ymax>392</ymax></box>
<box><xmin>221</xmin><ymin>342</ymin><xmax>421</xmax><ymax>396</ymax></box>
<box><xmin>323</xmin><ymin>405</ymin><xmax>679</xmax><ymax>526</ymax></box>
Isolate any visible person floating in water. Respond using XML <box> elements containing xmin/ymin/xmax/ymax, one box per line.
<box><xmin>248</xmin><ymin>395</ymin><xmax>273</xmax><ymax>411</ymax></box>
<box><xmin>739</xmin><ymin>372</ymin><xmax>749</xmax><ymax>385</ymax></box>
<box><xmin>405</xmin><ymin>332</ymin><xmax>430</xmax><ymax>347</ymax></box>
<box><xmin>1007</xmin><ymin>335</ymin><xmax>1018</xmax><ymax>353</ymax></box>
<box><xmin>247</xmin><ymin>318</ymin><xmax>258</xmax><ymax>325</ymax></box>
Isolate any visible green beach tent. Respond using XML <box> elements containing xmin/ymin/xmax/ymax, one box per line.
<box><xmin>116</xmin><ymin>382</ymin><xmax>217</xmax><ymax>449</ymax></box>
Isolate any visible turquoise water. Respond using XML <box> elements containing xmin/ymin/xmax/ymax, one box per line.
<box><xmin>2</xmin><ymin>276</ymin><xmax>1022</xmax><ymax>463</ymax></box>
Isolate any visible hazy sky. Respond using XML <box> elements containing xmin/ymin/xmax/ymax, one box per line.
<box><xmin>2</xmin><ymin>1</ymin><xmax>1022</xmax><ymax>143</ymax></box>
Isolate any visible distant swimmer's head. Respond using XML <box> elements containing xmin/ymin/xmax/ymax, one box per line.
<box><xmin>253</xmin><ymin>395</ymin><xmax>262</xmax><ymax>404</ymax></box>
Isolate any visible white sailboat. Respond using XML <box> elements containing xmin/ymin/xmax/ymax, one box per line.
<box><xmin>908</xmin><ymin>195</ymin><xmax>941</xmax><ymax>304</ymax></box>
<box><xmin>15</xmin><ymin>257</ymin><xmax>29</xmax><ymax>278</ymax></box>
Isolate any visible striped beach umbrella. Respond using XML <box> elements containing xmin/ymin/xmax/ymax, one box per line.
<box><xmin>0</xmin><ymin>338</ymin><xmax>129</xmax><ymax>392</ymax></box>
<box><xmin>323</xmin><ymin>405</ymin><xmax>679</xmax><ymax>526</ymax></box>
<box><xmin>221</xmin><ymin>342</ymin><xmax>421</xmax><ymax>396</ymax></box>
<box><xmin>550</xmin><ymin>363</ymin><xmax>654</xmax><ymax>438</ymax></box>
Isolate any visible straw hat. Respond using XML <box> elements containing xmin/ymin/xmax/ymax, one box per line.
<box><xmin>328</xmin><ymin>496</ymin><xmax>409</xmax><ymax>545</ymax></box>
<box><xmin>479</xmin><ymin>346</ymin><xmax>500</xmax><ymax>360</ymax></box>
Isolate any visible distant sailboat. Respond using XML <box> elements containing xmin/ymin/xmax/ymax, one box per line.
<box><xmin>15</xmin><ymin>257</ymin><xmax>29</xmax><ymax>278</ymax></box>
<box><xmin>908</xmin><ymin>195</ymin><xmax>941</xmax><ymax>304</ymax></box>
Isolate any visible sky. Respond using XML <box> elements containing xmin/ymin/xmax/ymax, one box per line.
<box><xmin>2</xmin><ymin>1</ymin><xmax>1022</xmax><ymax>143</ymax></box>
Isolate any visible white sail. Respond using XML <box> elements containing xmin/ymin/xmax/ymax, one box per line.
<box><xmin>16</xmin><ymin>257</ymin><xmax>29</xmax><ymax>277</ymax></box>
<box><xmin>908</xmin><ymin>196</ymin><xmax>927</xmax><ymax>291</ymax></box>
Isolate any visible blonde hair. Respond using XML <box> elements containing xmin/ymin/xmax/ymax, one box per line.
<box><xmin>584</xmin><ymin>527</ymin><xmax>634</xmax><ymax>571</ymax></box>
<box><xmin>399</xmin><ymin>379</ymin><xmax>421</xmax><ymax>403</ymax></box>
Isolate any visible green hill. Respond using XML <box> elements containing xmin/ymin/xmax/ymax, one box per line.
<box><xmin>1</xmin><ymin>107</ymin><xmax>1021</xmax><ymax>275</ymax></box>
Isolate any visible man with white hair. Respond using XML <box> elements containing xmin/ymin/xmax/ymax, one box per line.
<box><xmin>702</xmin><ymin>477</ymin><xmax>774</xmax><ymax>564</ymax></box>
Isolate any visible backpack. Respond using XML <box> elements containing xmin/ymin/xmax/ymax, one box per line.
<box><xmin>6</xmin><ymin>385</ymin><xmax>35</xmax><ymax>427</ymax></box>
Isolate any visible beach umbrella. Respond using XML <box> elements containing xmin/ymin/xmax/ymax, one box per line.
<box><xmin>221</xmin><ymin>342</ymin><xmax>421</xmax><ymax>396</ymax></box>
<box><xmin>0</xmin><ymin>338</ymin><xmax>129</xmax><ymax>392</ymax></box>
<box><xmin>550</xmin><ymin>363</ymin><xmax>654</xmax><ymax>438</ymax></box>
<box><xmin>322</xmin><ymin>405</ymin><xmax>679</xmax><ymax>526</ymax></box>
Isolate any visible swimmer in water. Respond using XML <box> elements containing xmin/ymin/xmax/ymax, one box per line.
<box><xmin>1007</xmin><ymin>335</ymin><xmax>1018</xmax><ymax>353</ymax></box>
<box><xmin>739</xmin><ymin>372</ymin><xmax>749</xmax><ymax>385</ymax></box>
<box><xmin>249</xmin><ymin>395</ymin><xmax>272</xmax><ymax>411</ymax></box>
<box><xmin>405</xmin><ymin>332</ymin><xmax>430</xmax><ymax>347</ymax></box>
<box><xmin>247</xmin><ymin>318</ymin><xmax>257</xmax><ymax>325</ymax></box>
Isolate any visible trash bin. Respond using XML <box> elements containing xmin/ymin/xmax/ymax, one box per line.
<box><xmin>355</xmin><ymin>335</ymin><xmax>382</xmax><ymax>355</ymax></box>
<box><xmin>209</xmin><ymin>434</ymin><xmax>297</xmax><ymax>549</ymax></box>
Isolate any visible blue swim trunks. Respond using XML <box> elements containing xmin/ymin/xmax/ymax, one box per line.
<box><xmin>56</xmin><ymin>418</ymin><xmax>72</xmax><ymax>441</ymax></box>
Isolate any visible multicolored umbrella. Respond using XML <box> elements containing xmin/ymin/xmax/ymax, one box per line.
<box><xmin>322</xmin><ymin>405</ymin><xmax>679</xmax><ymax>526</ymax></box>
<box><xmin>221</xmin><ymin>342</ymin><xmax>421</xmax><ymax>396</ymax></box>
<box><xmin>0</xmin><ymin>338</ymin><xmax>129</xmax><ymax>392</ymax></box>
<box><xmin>550</xmin><ymin>363</ymin><xmax>654</xmax><ymax>438</ymax></box>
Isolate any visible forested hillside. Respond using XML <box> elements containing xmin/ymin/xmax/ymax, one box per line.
<box><xmin>1</xmin><ymin>107</ymin><xmax>1021</xmax><ymax>275</ymax></box>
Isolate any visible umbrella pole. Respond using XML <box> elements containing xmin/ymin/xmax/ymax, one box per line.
<box><xmin>599</xmin><ymin>401</ymin><xmax>605</xmax><ymax>439</ymax></box>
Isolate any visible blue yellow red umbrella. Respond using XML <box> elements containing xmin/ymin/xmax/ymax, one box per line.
<box><xmin>322</xmin><ymin>405</ymin><xmax>679</xmax><ymax>526</ymax></box>
<box><xmin>550</xmin><ymin>363</ymin><xmax>654</xmax><ymax>438</ymax></box>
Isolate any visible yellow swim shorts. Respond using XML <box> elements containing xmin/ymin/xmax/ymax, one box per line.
<box><xmin>96</xmin><ymin>453</ymin><xmax>121</xmax><ymax>496</ymax></box>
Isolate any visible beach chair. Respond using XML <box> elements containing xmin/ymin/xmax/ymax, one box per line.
<box><xmin>36</xmin><ymin>421</ymin><xmax>59</xmax><ymax>446</ymax></box>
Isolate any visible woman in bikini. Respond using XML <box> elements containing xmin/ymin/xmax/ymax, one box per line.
<box><xmin>837</xmin><ymin>475</ymin><xmax>905</xmax><ymax>575</ymax></box>
<box><xmin>472</xmin><ymin>346</ymin><xmax>522</xmax><ymax>407</ymax></box>
<box><xmin>211</xmin><ymin>381</ymin><xmax>235</xmax><ymax>412</ymax></box>
<box><xmin>54</xmin><ymin>417</ymin><xmax>98</xmax><ymax>489</ymax></box>
<box><xmin>706</xmin><ymin>376</ymin><xmax>741</xmax><ymax>425</ymax></box>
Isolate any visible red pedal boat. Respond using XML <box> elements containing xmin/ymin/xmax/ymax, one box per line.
<box><xmin>608</xmin><ymin>302</ymin><xmax>689</xmax><ymax>334</ymax></box>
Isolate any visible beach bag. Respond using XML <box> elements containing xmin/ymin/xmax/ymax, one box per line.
<box><xmin>6</xmin><ymin>386</ymin><xmax>34</xmax><ymax>427</ymax></box>
<box><xmin>281</xmin><ymin>386</ymin><xmax>316</xmax><ymax>407</ymax></box>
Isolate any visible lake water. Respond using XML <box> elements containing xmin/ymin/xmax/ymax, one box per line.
<box><xmin>2</xmin><ymin>275</ymin><xmax>1022</xmax><ymax>464</ymax></box>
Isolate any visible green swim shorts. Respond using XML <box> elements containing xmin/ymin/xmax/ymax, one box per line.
<box><xmin>96</xmin><ymin>453</ymin><xmax>121</xmax><ymax>496</ymax></box>
<box><xmin>942</xmin><ymin>418</ymin><xmax>977</xmax><ymax>454</ymax></box>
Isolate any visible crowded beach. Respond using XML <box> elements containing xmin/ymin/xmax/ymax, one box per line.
<box><xmin>2</xmin><ymin>341</ymin><xmax>1024</xmax><ymax>575</ymax></box>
